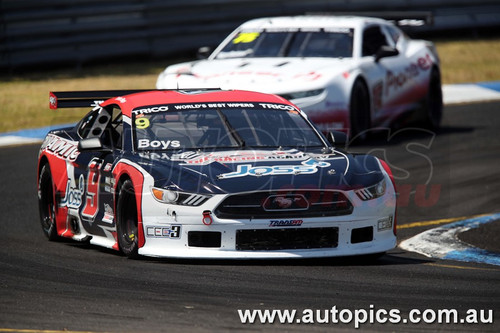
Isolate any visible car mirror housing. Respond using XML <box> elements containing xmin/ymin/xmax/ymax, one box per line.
<box><xmin>197</xmin><ymin>46</ymin><xmax>212</xmax><ymax>59</ymax></box>
<box><xmin>78</xmin><ymin>137</ymin><xmax>104</xmax><ymax>151</ymax></box>
<box><xmin>375</xmin><ymin>46</ymin><xmax>399</xmax><ymax>62</ymax></box>
<box><xmin>327</xmin><ymin>131</ymin><xmax>348</xmax><ymax>148</ymax></box>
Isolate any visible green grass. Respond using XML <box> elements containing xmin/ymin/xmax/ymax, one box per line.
<box><xmin>1</xmin><ymin>39</ymin><xmax>499</xmax><ymax>133</ymax></box>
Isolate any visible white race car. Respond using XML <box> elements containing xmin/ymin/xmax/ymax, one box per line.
<box><xmin>157</xmin><ymin>15</ymin><xmax>443</xmax><ymax>138</ymax></box>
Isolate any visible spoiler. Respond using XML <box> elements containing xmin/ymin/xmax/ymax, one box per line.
<box><xmin>49</xmin><ymin>90</ymin><xmax>152</xmax><ymax>109</ymax></box>
<box><xmin>49</xmin><ymin>89</ymin><xmax>223</xmax><ymax>109</ymax></box>
<box><xmin>307</xmin><ymin>11</ymin><xmax>434</xmax><ymax>27</ymax></box>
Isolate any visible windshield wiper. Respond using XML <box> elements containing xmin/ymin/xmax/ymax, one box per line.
<box><xmin>215</xmin><ymin>108</ymin><xmax>246</xmax><ymax>148</ymax></box>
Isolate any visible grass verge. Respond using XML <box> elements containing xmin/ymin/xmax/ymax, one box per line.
<box><xmin>1</xmin><ymin>38</ymin><xmax>499</xmax><ymax>133</ymax></box>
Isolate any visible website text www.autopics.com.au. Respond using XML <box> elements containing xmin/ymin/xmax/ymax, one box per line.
<box><xmin>237</xmin><ymin>305</ymin><xmax>494</xmax><ymax>328</ymax></box>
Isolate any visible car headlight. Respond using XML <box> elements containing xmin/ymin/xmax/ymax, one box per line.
<box><xmin>151</xmin><ymin>187</ymin><xmax>211</xmax><ymax>206</ymax></box>
<box><xmin>280</xmin><ymin>88</ymin><xmax>325</xmax><ymax>101</ymax></box>
<box><xmin>355</xmin><ymin>179</ymin><xmax>386</xmax><ymax>201</ymax></box>
<box><xmin>152</xmin><ymin>187</ymin><xmax>179</xmax><ymax>203</ymax></box>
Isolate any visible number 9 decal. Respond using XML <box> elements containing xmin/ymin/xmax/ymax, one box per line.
<box><xmin>135</xmin><ymin>118</ymin><xmax>150</xmax><ymax>129</ymax></box>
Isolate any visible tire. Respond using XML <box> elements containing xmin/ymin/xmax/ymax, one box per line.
<box><xmin>38</xmin><ymin>164</ymin><xmax>59</xmax><ymax>240</ymax></box>
<box><xmin>116</xmin><ymin>180</ymin><xmax>140</xmax><ymax>258</ymax></box>
<box><xmin>350</xmin><ymin>79</ymin><xmax>371</xmax><ymax>141</ymax></box>
<box><xmin>423</xmin><ymin>68</ymin><xmax>443</xmax><ymax>130</ymax></box>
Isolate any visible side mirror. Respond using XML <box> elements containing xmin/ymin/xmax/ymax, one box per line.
<box><xmin>197</xmin><ymin>46</ymin><xmax>212</xmax><ymax>60</ymax></box>
<box><xmin>78</xmin><ymin>137</ymin><xmax>103</xmax><ymax>151</ymax></box>
<box><xmin>375</xmin><ymin>46</ymin><xmax>399</xmax><ymax>62</ymax></box>
<box><xmin>327</xmin><ymin>131</ymin><xmax>348</xmax><ymax>148</ymax></box>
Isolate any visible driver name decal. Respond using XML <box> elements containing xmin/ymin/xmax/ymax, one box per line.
<box><xmin>138</xmin><ymin>139</ymin><xmax>181</xmax><ymax>149</ymax></box>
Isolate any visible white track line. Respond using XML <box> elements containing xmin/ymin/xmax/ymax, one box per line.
<box><xmin>399</xmin><ymin>212</ymin><xmax>500</xmax><ymax>266</ymax></box>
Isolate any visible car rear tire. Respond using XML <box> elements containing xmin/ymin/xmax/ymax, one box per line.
<box><xmin>116</xmin><ymin>180</ymin><xmax>140</xmax><ymax>258</ymax></box>
<box><xmin>423</xmin><ymin>68</ymin><xmax>443</xmax><ymax>130</ymax></box>
<box><xmin>38</xmin><ymin>164</ymin><xmax>59</xmax><ymax>240</ymax></box>
<box><xmin>350</xmin><ymin>79</ymin><xmax>371</xmax><ymax>141</ymax></box>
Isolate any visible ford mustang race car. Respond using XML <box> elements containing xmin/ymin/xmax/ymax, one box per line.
<box><xmin>156</xmin><ymin>15</ymin><xmax>443</xmax><ymax>139</ymax></box>
<box><xmin>38</xmin><ymin>89</ymin><xmax>396</xmax><ymax>259</ymax></box>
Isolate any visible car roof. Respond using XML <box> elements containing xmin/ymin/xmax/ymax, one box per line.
<box><xmin>102</xmin><ymin>89</ymin><xmax>296</xmax><ymax>116</ymax></box>
<box><xmin>237</xmin><ymin>15</ymin><xmax>389</xmax><ymax>31</ymax></box>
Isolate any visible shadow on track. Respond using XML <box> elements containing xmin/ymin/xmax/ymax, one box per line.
<box><xmin>63</xmin><ymin>239</ymin><xmax>432</xmax><ymax>267</ymax></box>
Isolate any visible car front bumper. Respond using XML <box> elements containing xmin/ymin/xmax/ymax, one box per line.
<box><xmin>138</xmin><ymin>215</ymin><xmax>396</xmax><ymax>259</ymax></box>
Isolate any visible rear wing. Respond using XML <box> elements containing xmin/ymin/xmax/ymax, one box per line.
<box><xmin>49</xmin><ymin>90</ymin><xmax>151</xmax><ymax>109</ymax></box>
<box><xmin>49</xmin><ymin>89</ymin><xmax>223</xmax><ymax>109</ymax></box>
<box><xmin>369</xmin><ymin>11</ymin><xmax>433</xmax><ymax>27</ymax></box>
<box><xmin>307</xmin><ymin>11</ymin><xmax>434</xmax><ymax>27</ymax></box>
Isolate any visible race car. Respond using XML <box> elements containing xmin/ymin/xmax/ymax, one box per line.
<box><xmin>156</xmin><ymin>15</ymin><xmax>443</xmax><ymax>138</ymax></box>
<box><xmin>38</xmin><ymin>89</ymin><xmax>397</xmax><ymax>259</ymax></box>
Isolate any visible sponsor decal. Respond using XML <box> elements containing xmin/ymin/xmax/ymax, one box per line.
<box><xmin>137</xmin><ymin>139</ymin><xmax>181</xmax><ymax>150</ymax></box>
<box><xmin>217</xmin><ymin>158</ymin><xmax>330</xmax><ymax>179</ymax></box>
<box><xmin>173</xmin><ymin>104</ymin><xmax>206</xmax><ymax>110</ymax></box>
<box><xmin>132</xmin><ymin>105</ymin><xmax>169</xmax><ymax>115</ymax></box>
<box><xmin>138</xmin><ymin>152</ymin><xmax>172</xmax><ymax>161</ymax></box>
<box><xmin>232</xmin><ymin>32</ymin><xmax>260</xmax><ymax>44</ymax></box>
<box><xmin>258</xmin><ymin>103</ymin><xmax>296</xmax><ymax>111</ymax></box>
<box><xmin>138</xmin><ymin>149</ymin><xmax>335</xmax><ymax>165</ymax></box>
<box><xmin>104</xmin><ymin>176</ymin><xmax>115</xmax><ymax>193</ymax></box>
<box><xmin>171</xmin><ymin>102</ymin><xmax>260</xmax><ymax>110</ymax></box>
<box><xmin>385</xmin><ymin>54</ymin><xmax>432</xmax><ymax>95</ymax></box>
<box><xmin>269</xmin><ymin>219</ymin><xmax>303</xmax><ymax>227</ymax></box>
<box><xmin>60</xmin><ymin>174</ymin><xmax>85</xmax><ymax>209</ymax></box>
<box><xmin>324</xmin><ymin>27</ymin><xmax>353</xmax><ymax>34</ymax></box>
<box><xmin>146</xmin><ymin>225</ymin><xmax>181</xmax><ymax>238</ymax></box>
<box><xmin>180</xmin><ymin>149</ymin><xmax>308</xmax><ymax>166</ymax></box>
<box><xmin>102</xmin><ymin>203</ymin><xmax>114</xmax><ymax>224</ymax></box>
<box><xmin>42</xmin><ymin>134</ymin><xmax>80</xmax><ymax>161</ymax></box>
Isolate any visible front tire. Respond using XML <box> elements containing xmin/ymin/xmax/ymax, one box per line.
<box><xmin>38</xmin><ymin>164</ymin><xmax>59</xmax><ymax>240</ymax></box>
<box><xmin>116</xmin><ymin>180</ymin><xmax>139</xmax><ymax>258</ymax></box>
<box><xmin>350</xmin><ymin>79</ymin><xmax>371</xmax><ymax>141</ymax></box>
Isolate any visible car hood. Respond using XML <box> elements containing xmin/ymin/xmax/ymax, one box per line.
<box><xmin>137</xmin><ymin>148</ymin><xmax>383</xmax><ymax>194</ymax></box>
<box><xmin>158</xmin><ymin>58</ymin><xmax>356</xmax><ymax>93</ymax></box>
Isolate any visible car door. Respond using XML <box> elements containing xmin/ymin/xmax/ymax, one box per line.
<box><xmin>360</xmin><ymin>24</ymin><xmax>408</xmax><ymax>123</ymax></box>
<box><xmin>73</xmin><ymin>105</ymin><xmax>124</xmax><ymax>238</ymax></box>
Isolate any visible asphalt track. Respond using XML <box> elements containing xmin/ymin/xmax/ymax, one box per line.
<box><xmin>1</xmin><ymin>101</ymin><xmax>500</xmax><ymax>332</ymax></box>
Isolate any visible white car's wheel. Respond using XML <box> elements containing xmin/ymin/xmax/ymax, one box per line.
<box><xmin>423</xmin><ymin>68</ymin><xmax>443</xmax><ymax>130</ymax></box>
<box><xmin>350</xmin><ymin>79</ymin><xmax>371</xmax><ymax>141</ymax></box>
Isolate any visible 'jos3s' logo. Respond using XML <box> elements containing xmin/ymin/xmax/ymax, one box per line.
<box><xmin>60</xmin><ymin>174</ymin><xmax>85</xmax><ymax>209</ymax></box>
<box><xmin>217</xmin><ymin>159</ymin><xmax>330</xmax><ymax>179</ymax></box>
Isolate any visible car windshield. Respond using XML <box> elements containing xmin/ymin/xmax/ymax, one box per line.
<box><xmin>215</xmin><ymin>28</ymin><xmax>354</xmax><ymax>59</ymax></box>
<box><xmin>132</xmin><ymin>103</ymin><xmax>325</xmax><ymax>151</ymax></box>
